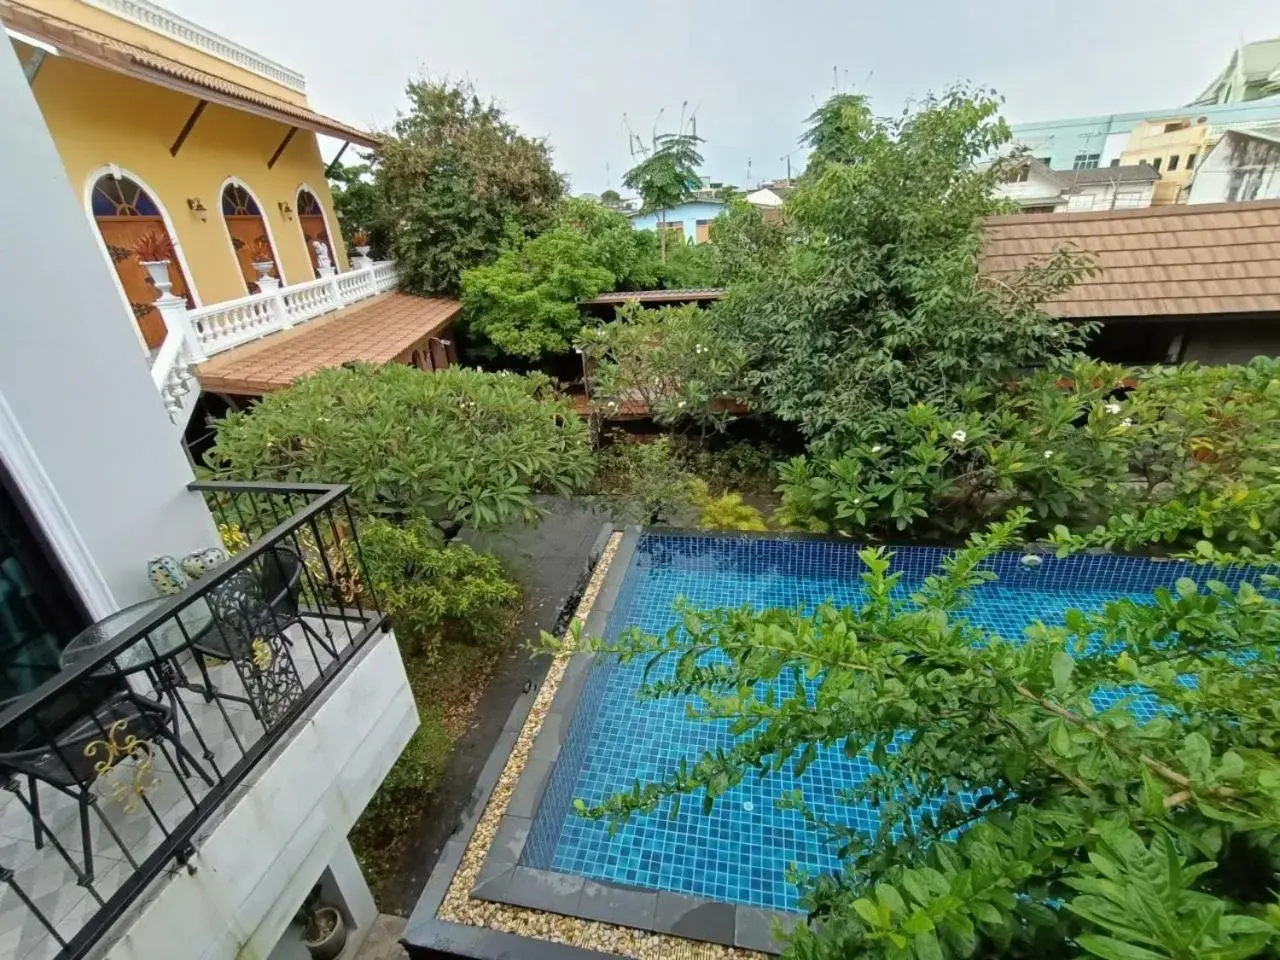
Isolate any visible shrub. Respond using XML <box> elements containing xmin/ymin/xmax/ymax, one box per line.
<box><xmin>548</xmin><ymin>512</ymin><xmax>1280</xmax><ymax>960</ymax></box>
<box><xmin>204</xmin><ymin>364</ymin><xmax>594</xmax><ymax>532</ymax></box>
<box><xmin>690</xmin><ymin>479</ymin><xmax>768</xmax><ymax>532</ymax></box>
<box><xmin>360</xmin><ymin>518</ymin><xmax>519</xmax><ymax>657</ymax></box>
<box><xmin>591</xmin><ymin>436</ymin><xmax>698</xmax><ymax>526</ymax></box>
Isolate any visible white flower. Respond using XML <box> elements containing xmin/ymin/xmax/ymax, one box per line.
<box><xmin>678</xmin><ymin>400</ymin><xmax>686</xmax><ymax>408</ymax></box>
<box><xmin>951</xmin><ymin>430</ymin><xmax>967</xmax><ymax>443</ymax></box>
<box><xmin>1121</xmin><ymin>417</ymin><xmax>1134</xmax><ymax>428</ymax></box>
<box><xmin>871</xmin><ymin>445</ymin><xmax>882</xmax><ymax>453</ymax></box>
<box><xmin>852</xmin><ymin>498</ymin><xmax>861</xmax><ymax>505</ymax></box>
<box><xmin>1044</xmin><ymin>450</ymin><xmax>1054</xmax><ymax>459</ymax></box>
<box><xmin>1105</xmin><ymin>402</ymin><xmax>1121</xmax><ymax>415</ymax></box>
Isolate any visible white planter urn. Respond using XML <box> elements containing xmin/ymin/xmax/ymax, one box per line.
<box><xmin>252</xmin><ymin>261</ymin><xmax>279</xmax><ymax>291</ymax></box>
<box><xmin>140</xmin><ymin>259</ymin><xmax>173</xmax><ymax>293</ymax></box>
<box><xmin>354</xmin><ymin>245</ymin><xmax>370</xmax><ymax>257</ymax></box>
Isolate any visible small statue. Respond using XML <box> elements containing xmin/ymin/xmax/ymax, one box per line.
<box><xmin>313</xmin><ymin>239</ymin><xmax>332</xmax><ymax>272</ymax></box>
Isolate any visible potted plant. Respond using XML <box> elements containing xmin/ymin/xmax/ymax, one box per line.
<box><xmin>248</xmin><ymin>237</ymin><xmax>276</xmax><ymax>283</ymax></box>
<box><xmin>133</xmin><ymin>230</ymin><xmax>175</xmax><ymax>289</ymax></box>
<box><xmin>295</xmin><ymin>886</ymin><xmax>347</xmax><ymax>960</ymax></box>
<box><xmin>351</xmin><ymin>228</ymin><xmax>371</xmax><ymax>258</ymax></box>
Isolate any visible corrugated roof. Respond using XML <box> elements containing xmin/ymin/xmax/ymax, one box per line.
<box><xmin>1059</xmin><ymin>164</ymin><xmax>1161</xmax><ymax>185</ymax></box>
<box><xmin>981</xmin><ymin>200</ymin><xmax>1280</xmax><ymax>319</ymax></box>
<box><xmin>0</xmin><ymin>0</ymin><xmax>378</xmax><ymax>146</ymax></box>
<box><xmin>196</xmin><ymin>293</ymin><xmax>459</xmax><ymax>394</ymax></box>
<box><xmin>578</xmin><ymin>288</ymin><xmax>727</xmax><ymax>306</ymax></box>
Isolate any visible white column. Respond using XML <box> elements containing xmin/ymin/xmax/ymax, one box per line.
<box><xmin>0</xmin><ymin>37</ymin><xmax>218</xmax><ymax>611</ymax></box>
<box><xmin>154</xmin><ymin>291</ymin><xmax>207</xmax><ymax>362</ymax></box>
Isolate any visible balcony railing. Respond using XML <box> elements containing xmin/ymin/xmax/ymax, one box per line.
<box><xmin>149</xmin><ymin>260</ymin><xmax>398</xmax><ymax>422</ymax></box>
<box><xmin>0</xmin><ymin>483</ymin><xmax>386</xmax><ymax>960</ymax></box>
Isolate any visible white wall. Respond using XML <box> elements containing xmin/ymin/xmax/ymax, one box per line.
<box><xmin>1063</xmin><ymin>181</ymin><xmax>1156</xmax><ymax>211</ymax></box>
<box><xmin>102</xmin><ymin>629</ymin><xmax>417</xmax><ymax>960</ymax></box>
<box><xmin>994</xmin><ymin>166</ymin><xmax>1063</xmax><ymax>203</ymax></box>
<box><xmin>0</xmin><ymin>36</ymin><xmax>217</xmax><ymax>615</ymax></box>
<box><xmin>1188</xmin><ymin>134</ymin><xmax>1280</xmax><ymax>204</ymax></box>
<box><xmin>744</xmin><ymin>188</ymin><xmax>783</xmax><ymax>208</ymax></box>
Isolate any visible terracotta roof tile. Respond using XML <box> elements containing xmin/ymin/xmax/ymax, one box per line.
<box><xmin>195</xmin><ymin>293</ymin><xmax>460</xmax><ymax>395</ymax></box>
<box><xmin>0</xmin><ymin>0</ymin><xmax>378</xmax><ymax>146</ymax></box>
<box><xmin>981</xmin><ymin>200</ymin><xmax>1280</xmax><ymax>319</ymax></box>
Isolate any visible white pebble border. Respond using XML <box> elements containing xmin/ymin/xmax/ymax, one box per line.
<box><xmin>437</xmin><ymin>532</ymin><xmax>767</xmax><ymax>959</ymax></box>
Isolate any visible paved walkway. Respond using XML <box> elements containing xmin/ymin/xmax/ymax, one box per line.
<box><xmin>354</xmin><ymin>914</ymin><xmax>406</xmax><ymax>959</ymax></box>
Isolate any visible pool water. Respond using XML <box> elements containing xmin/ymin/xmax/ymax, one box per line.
<box><xmin>521</xmin><ymin>534</ymin><xmax>1260</xmax><ymax>912</ymax></box>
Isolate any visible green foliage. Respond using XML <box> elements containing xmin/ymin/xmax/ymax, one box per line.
<box><xmin>709</xmin><ymin>196</ymin><xmax>788</xmax><ymax>284</ymax></box>
<box><xmin>622</xmin><ymin>131</ymin><xmax>704</xmax><ymax>260</ymax></box>
<box><xmin>557</xmin><ymin>197</ymin><xmax>660</xmax><ymax>290</ymax></box>
<box><xmin>204</xmin><ymin>364</ymin><xmax>593</xmax><ymax>531</ymax></box>
<box><xmin>599</xmin><ymin>189</ymin><xmax>622</xmax><ymax>209</ymax></box>
<box><xmin>360</xmin><ymin>517</ymin><xmax>519</xmax><ymax>657</ymax></box>
<box><xmin>327</xmin><ymin>158</ymin><xmax>389</xmax><ymax>258</ymax></box>
<box><xmin>690</xmin><ymin>479</ymin><xmax>768</xmax><ymax>531</ymax></box>
<box><xmin>374</xmin><ymin>79</ymin><xmax>564</xmax><ymax>297</ymax></box>
<box><xmin>718</xmin><ymin>86</ymin><xmax>1096</xmax><ymax>446</ymax></box>
<box><xmin>461</xmin><ymin>225</ymin><xmax>615</xmax><ymax>358</ymax></box>
<box><xmin>545</xmin><ymin>513</ymin><xmax>1280</xmax><ymax>960</ymax></box>
<box><xmin>657</xmin><ymin>235</ymin><xmax>721</xmax><ymax>288</ymax></box>
<box><xmin>590</xmin><ymin>436</ymin><xmax>698</xmax><ymax>526</ymax></box>
<box><xmin>576</xmin><ymin>302</ymin><xmax>746</xmax><ymax>431</ymax></box>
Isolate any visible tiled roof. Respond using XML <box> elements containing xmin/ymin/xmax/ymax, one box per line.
<box><xmin>0</xmin><ymin>0</ymin><xmax>378</xmax><ymax>146</ymax></box>
<box><xmin>579</xmin><ymin>288</ymin><xmax>727</xmax><ymax>306</ymax></box>
<box><xmin>196</xmin><ymin>293</ymin><xmax>460</xmax><ymax>394</ymax></box>
<box><xmin>981</xmin><ymin>200</ymin><xmax>1280</xmax><ymax>319</ymax></box>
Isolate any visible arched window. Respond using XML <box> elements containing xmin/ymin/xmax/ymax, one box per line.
<box><xmin>220</xmin><ymin>181</ymin><xmax>279</xmax><ymax>294</ymax></box>
<box><xmin>90</xmin><ymin>173</ymin><xmax>193</xmax><ymax>349</ymax></box>
<box><xmin>296</xmin><ymin>187</ymin><xmax>336</xmax><ymax>278</ymax></box>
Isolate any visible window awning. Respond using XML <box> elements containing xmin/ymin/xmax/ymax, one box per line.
<box><xmin>0</xmin><ymin>0</ymin><xmax>379</xmax><ymax>147</ymax></box>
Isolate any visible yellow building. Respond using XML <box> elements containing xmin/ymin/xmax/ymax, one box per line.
<box><xmin>1119</xmin><ymin>117</ymin><xmax>1216</xmax><ymax>205</ymax></box>
<box><xmin>2</xmin><ymin>0</ymin><xmax>377</xmax><ymax>349</ymax></box>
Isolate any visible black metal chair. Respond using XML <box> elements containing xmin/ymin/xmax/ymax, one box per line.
<box><xmin>0</xmin><ymin>689</ymin><xmax>210</xmax><ymax>882</ymax></box>
<box><xmin>187</xmin><ymin>545</ymin><xmax>336</xmax><ymax>719</ymax></box>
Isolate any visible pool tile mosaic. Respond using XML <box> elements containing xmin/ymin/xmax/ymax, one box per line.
<box><xmin>523</xmin><ymin>534</ymin><xmax>1267</xmax><ymax>912</ymax></box>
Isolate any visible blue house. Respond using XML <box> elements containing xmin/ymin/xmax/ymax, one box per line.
<box><xmin>629</xmin><ymin>199</ymin><xmax>725</xmax><ymax>244</ymax></box>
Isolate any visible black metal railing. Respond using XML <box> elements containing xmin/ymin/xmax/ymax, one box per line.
<box><xmin>0</xmin><ymin>482</ymin><xmax>387</xmax><ymax>959</ymax></box>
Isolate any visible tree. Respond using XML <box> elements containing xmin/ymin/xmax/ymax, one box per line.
<box><xmin>709</xmin><ymin>196</ymin><xmax>787</xmax><ymax>283</ymax></box>
<box><xmin>327</xmin><ymin>158</ymin><xmax>388</xmax><ymax>257</ymax></box>
<box><xmin>460</xmin><ymin>198</ymin><xmax>662</xmax><ymax>359</ymax></box>
<box><xmin>599</xmin><ymin>189</ymin><xmax>623</xmax><ymax>209</ymax></box>
<box><xmin>622</xmin><ymin>131</ymin><xmax>704</xmax><ymax>262</ymax></box>
<box><xmin>549</xmin><ymin>513</ymin><xmax>1280</xmax><ymax>960</ymax></box>
<box><xmin>461</xmin><ymin>225</ymin><xmax>615</xmax><ymax>358</ymax></box>
<box><xmin>204</xmin><ymin>364</ymin><xmax>593</xmax><ymax>532</ymax></box>
<box><xmin>575</xmin><ymin>301</ymin><xmax>746</xmax><ymax>432</ymax></box>
<box><xmin>717</xmin><ymin>86</ymin><xmax>1096</xmax><ymax>448</ymax></box>
<box><xmin>374</xmin><ymin>79</ymin><xmax>564</xmax><ymax>297</ymax></box>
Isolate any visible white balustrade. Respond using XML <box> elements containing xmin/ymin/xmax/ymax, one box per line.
<box><xmin>148</xmin><ymin>261</ymin><xmax>399</xmax><ymax>423</ymax></box>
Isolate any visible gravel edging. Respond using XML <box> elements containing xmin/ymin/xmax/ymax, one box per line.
<box><xmin>433</xmin><ymin>532</ymin><xmax>768</xmax><ymax>960</ymax></box>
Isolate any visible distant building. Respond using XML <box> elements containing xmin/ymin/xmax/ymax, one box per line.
<box><xmin>1010</xmin><ymin>41</ymin><xmax>1280</xmax><ymax>205</ymax></box>
<box><xmin>629</xmin><ymin>198</ymin><xmax>725</xmax><ymax>243</ymax></box>
<box><xmin>994</xmin><ymin>159</ymin><xmax>1160</xmax><ymax>213</ymax></box>
<box><xmin>744</xmin><ymin>182</ymin><xmax>794</xmax><ymax>209</ymax></box>
<box><xmin>1188</xmin><ymin>126</ymin><xmax>1280</xmax><ymax>204</ymax></box>
<box><xmin>1191</xmin><ymin>38</ymin><xmax>1280</xmax><ymax>105</ymax></box>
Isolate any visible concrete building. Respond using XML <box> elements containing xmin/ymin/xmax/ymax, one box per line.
<box><xmin>1192</xmin><ymin>37</ymin><xmax>1280</xmax><ymax>105</ymax></box>
<box><xmin>1188</xmin><ymin>126</ymin><xmax>1280</xmax><ymax>204</ymax></box>
<box><xmin>996</xmin><ymin>158</ymin><xmax>1159</xmax><ymax>212</ymax></box>
<box><xmin>1116</xmin><ymin>118</ymin><xmax>1214</xmax><ymax>204</ymax></box>
<box><xmin>0</xmin><ymin>6</ymin><xmax>418</xmax><ymax>960</ymax></box>
<box><xmin>629</xmin><ymin>198</ymin><xmax>725</xmax><ymax>244</ymax></box>
<box><xmin>4</xmin><ymin>0</ymin><xmax>458</xmax><ymax>437</ymax></box>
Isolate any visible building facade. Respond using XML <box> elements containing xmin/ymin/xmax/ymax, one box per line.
<box><xmin>1188</xmin><ymin>127</ymin><xmax>1280</xmax><ymax>204</ymax></box>
<box><xmin>1010</xmin><ymin>98</ymin><xmax>1280</xmax><ymax>204</ymax></box>
<box><xmin>994</xmin><ymin>159</ymin><xmax>1158</xmax><ymax>213</ymax></box>
<box><xmin>629</xmin><ymin>199</ymin><xmax>725</xmax><ymax>244</ymax></box>
<box><xmin>1</xmin><ymin>8</ymin><xmax>418</xmax><ymax>960</ymax></box>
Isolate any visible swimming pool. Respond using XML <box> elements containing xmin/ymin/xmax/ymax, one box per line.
<box><xmin>518</xmin><ymin>533</ymin><xmax>1261</xmax><ymax>914</ymax></box>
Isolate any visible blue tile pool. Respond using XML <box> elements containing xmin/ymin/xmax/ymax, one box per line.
<box><xmin>521</xmin><ymin>533</ymin><xmax>1263</xmax><ymax>912</ymax></box>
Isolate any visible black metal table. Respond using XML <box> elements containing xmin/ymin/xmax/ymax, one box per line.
<box><xmin>59</xmin><ymin>597</ymin><xmax>214</xmax><ymax>677</ymax></box>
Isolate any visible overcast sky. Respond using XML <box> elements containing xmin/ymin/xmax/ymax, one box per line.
<box><xmin>169</xmin><ymin>0</ymin><xmax>1277</xmax><ymax>193</ymax></box>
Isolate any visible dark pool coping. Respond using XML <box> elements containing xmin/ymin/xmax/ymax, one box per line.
<box><xmin>422</xmin><ymin>526</ymin><xmax>800</xmax><ymax>956</ymax></box>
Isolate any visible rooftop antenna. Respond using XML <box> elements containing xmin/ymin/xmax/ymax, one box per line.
<box><xmin>746</xmin><ymin>157</ymin><xmax>753</xmax><ymax>185</ymax></box>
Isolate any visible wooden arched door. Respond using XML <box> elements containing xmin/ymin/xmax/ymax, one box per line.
<box><xmin>297</xmin><ymin>188</ymin><xmax>335</xmax><ymax>277</ymax></box>
<box><xmin>221</xmin><ymin>183</ymin><xmax>280</xmax><ymax>294</ymax></box>
<box><xmin>90</xmin><ymin>174</ymin><xmax>193</xmax><ymax>349</ymax></box>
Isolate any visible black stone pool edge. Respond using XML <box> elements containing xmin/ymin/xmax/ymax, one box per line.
<box><xmin>402</xmin><ymin>525</ymin><xmax>800</xmax><ymax>958</ymax></box>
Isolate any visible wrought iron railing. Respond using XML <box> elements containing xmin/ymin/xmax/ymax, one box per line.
<box><xmin>0</xmin><ymin>482</ymin><xmax>386</xmax><ymax>959</ymax></box>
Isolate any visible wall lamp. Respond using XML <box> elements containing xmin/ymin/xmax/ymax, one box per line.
<box><xmin>278</xmin><ymin>201</ymin><xmax>294</xmax><ymax>220</ymax></box>
<box><xmin>186</xmin><ymin>197</ymin><xmax>208</xmax><ymax>221</ymax></box>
